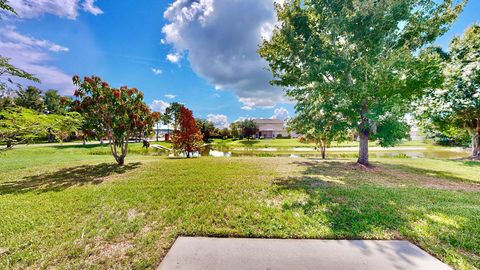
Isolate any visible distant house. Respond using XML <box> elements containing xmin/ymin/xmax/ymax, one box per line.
<box><xmin>252</xmin><ymin>119</ymin><xmax>289</xmax><ymax>139</ymax></box>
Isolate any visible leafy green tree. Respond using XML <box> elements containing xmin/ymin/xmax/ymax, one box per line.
<box><xmin>195</xmin><ymin>118</ymin><xmax>215</xmax><ymax>142</ymax></box>
<box><xmin>416</xmin><ymin>24</ymin><xmax>480</xmax><ymax>159</ymax></box>
<box><xmin>14</xmin><ymin>86</ymin><xmax>45</xmax><ymax>112</ymax></box>
<box><xmin>0</xmin><ymin>57</ymin><xmax>40</xmax><ymax>97</ymax></box>
<box><xmin>288</xmin><ymin>100</ymin><xmax>349</xmax><ymax>159</ymax></box>
<box><xmin>72</xmin><ymin>76</ymin><xmax>160</xmax><ymax>165</ymax></box>
<box><xmin>238</xmin><ymin>119</ymin><xmax>258</xmax><ymax>140</ymax></box>
<box><xmin>47</xmin><ymin>112</ymin><xmax>83</xmax><ymax>143</ymax></box>
<box><xmin>259</xmin><ymin>0</ymin><xmax>463</xmax><ymax>165</ymax></box>
<box><xmin>0</xmin><ymin>108</ymin><xmax>49</xmax><ymax>149</ymax></box>
<box><xmin>44</xmin><ymin>90</ymin><xmax>66</xmax><ymax>114</ymax></box>
<box><xmin>163</xmin><ymin>102</ymin><xmax>183</xmax><ymax>132</ymax></box>
<box><xmin>230</xmin><ymin>122</ymin><xmax>239</xmax><ymax>138</ymax></box>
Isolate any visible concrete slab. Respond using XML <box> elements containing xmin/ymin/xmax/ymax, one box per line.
<box><xmin>158</xmin><ymin>237</ymin><xmax>452</xmax><ymax>270</ymax></box>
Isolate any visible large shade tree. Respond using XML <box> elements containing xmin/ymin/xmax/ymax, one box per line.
<box><xmin>72</xmin><ymin>76</ymin><xmax>160</xmax><ymax>165</ymax></box>
<box><xmin>259</xmin><ymin>0</ymin><xmax>464</xmax><ymax>165</ymax></box>
<box><xmin>417</xmin><ymin>24</ymin><xmax>480</xmax><ymax>159</ymax></box>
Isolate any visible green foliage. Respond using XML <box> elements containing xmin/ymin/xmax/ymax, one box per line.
<box><xmin>163</xmin><ymin>102</ymin><xmax>182</xmax><ymax>130</ymax></box>
<box><xmin>259</xmin><ymin>0</ymin><xmax>464</xmax><ymax>164</ymax></box>
<box><xmin>416</xmin><ymin>24</ymin><xmax>480</xmax><ymax>157</ymax></box>
<box><xmin>373</xmin><ymin>116</ymin><xmax>410</xmax><ymax>147</ymax></box>
<box><xmin>237</xmin><ymin>119</ymin><xmax>258</xmax><ymax>139</ymax></box>
<box><xmin>0</xmin><ymin>107</ymin><xmax>83</xmax><ymax>148</ymax></box>
<box><xmin>14</xmin><ymin>86</ymin><xmax>45</xmax><ymax>112</ymax></box>
<box><xmin>195</xmin><ymin>118</ymin><xmax>215</xmax><ymax>142</ymax></box>
<box><xmin>44</xmin><ymin>90</ymin><xmax>65</xmax><ymax>114</ymax></box>
<box><xmin>230</xmin><ymin>122</ymin><xmax>239</xmax><ymax>138</ymax></box>
<box><xmin>0</xmin><ymin>108</ymin><xmax>48</xmax><ymax>148</ymax></box>
<box><xmin>0</xmin><ymin>0</ymin><xmax>16</xmax><ymax>15</ymax></box>
<box><xmin>0</xmin><ymin>57</ymin><xmax>40</xmax><ymax>94</ymax></box>
<box><xmin>47</xmin><ymin>112</ymin><xmax>83</xmax><ymax>143</ymax></box>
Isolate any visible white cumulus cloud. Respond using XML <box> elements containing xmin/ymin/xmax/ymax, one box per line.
<box><xmin>82</xmin><ymin>0</ymin><xmax>103</xmax><ymax>16</ymax></box>
<box><xmin>151</xmin><ymin>68</ymin><xmax>163</xmax><ymax>75</ymax></box>
<box><xmin>207</xmin><ymin>114</ymin><xmax>229</xmax><ymax>128</ymax></box>
<box><xmin>0</xmin><ymin>26</ymin><xmax>73</xmax><ymax>93</ymax></box>
<box><xmin>166</xmin><ymin>53</ymin><xmax>181</xmax><ymax>64</ymax></box>
<box><xmin>150</xmin><ymin>99</ymin><xmax>170</xmax><ymax>113</ymax></box>
<box><xmin>162</xmin><ymin>0</ymin><xmax>286</xmax><ymax>109</ymax></box>
<box><xmin>5</xmin><ymin>0</ymin><xmax>103</xmax><ymax>19</ymax></box>
<box><xmin>271</xmin><ymin>107</ymin><xmax>289</xmax><ymax>121</ymax></box>
<box><xmin>165</xmin><ymin>94</ymin><xmax>176</xmax><ymax>99</ymax></box>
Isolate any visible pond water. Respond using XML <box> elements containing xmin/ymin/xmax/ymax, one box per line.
<box><xmin>164</xmin><ymin>146</ymin><xmax>470</xmax><ymax>159</ymax></box>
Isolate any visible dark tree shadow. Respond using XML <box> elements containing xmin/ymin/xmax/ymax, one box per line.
<box><xmin>239</xmin><ymin>140</ymin><xmax>260</xmax><ymax>146</ymax></box>
<box><xmin>0</xmin><ymin>162</ymin><xmax>141</xmax><ymax>195</ymax></box>
<box><xmin>271</xmin><ymin>159</ymin><xmax>479</xmax><ymax>268</ymax></box>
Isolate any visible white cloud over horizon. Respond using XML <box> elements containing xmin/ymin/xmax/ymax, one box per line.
<box><xmin>271</xmin><ymin>107</ymin><xmax>289</xmax><ymax>121</ymax></box>
<box><xmin>162</xmin><ymin>0</ymin><xmax>286</xmax><ymax>109</ymax></box>
<box><xmin>5</xmin><ymin>0</ymin><xmax>103</xmax><ymax>19</ymax></box>
<box><xmin>0</xmin><ymin>26</ymin><xmax>73</xmax><ymax>94</ymax></box>
<box><xmin>207</xmin><ymin>113</ymin><xmax>228</xmax><ymax>128</ymax></box>
<box><xmin>150</xmin><ymin>99</ymin><xmax>170</xmax><ymax>113</ymax></box>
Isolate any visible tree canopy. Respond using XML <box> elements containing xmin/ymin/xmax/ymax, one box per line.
<box><xmin>259</xmin><ymin>0</ymin><xmax>464</xmax><ymax>165</ymax></box>
<box><xmin>416</xmin><ymin>24</ymin><xmax>480</xmax><ymax>158</ymax></box>
<box><xmin>172</xmin><ymin>106</ymin><xmax>203</xmax><ymax>157</ymax></box>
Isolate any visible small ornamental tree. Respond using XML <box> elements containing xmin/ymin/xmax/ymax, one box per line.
<box><xmin>171</xmin><ymin>106</ymin><xmax>203</xmax><ymax>158</ymax></box>
<box><xmin>72</xmin><ymin>75</ymin><xmax>160</xmax><ymax>165</ymax></box>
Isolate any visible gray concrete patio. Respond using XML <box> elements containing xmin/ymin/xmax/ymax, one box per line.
<box><xmin>158</xmin><ymin>237</ymin><xmax>452</xmax><ymax>270</ymax></box>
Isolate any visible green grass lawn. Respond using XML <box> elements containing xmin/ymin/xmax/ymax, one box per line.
<box><xmin>1</xmin><ymin>144</ymin><xmax>479</xmax><ymax>269</ymax></box>
<box><xmin>212</xmin><ymin>138</ymin><xmax>435</xmax><ymax>149</ymax></box>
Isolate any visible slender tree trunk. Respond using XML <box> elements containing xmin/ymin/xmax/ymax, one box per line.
<box><xmin>116</xmin><ymin>155</ymin><xmax>125</xmax><ymax>166</ymax></box>
<box><xmin>472</xmin><ymin>119</ymin><xmax>480</xmax><ymax>159</ymax></box>
<box><xmin>358</xmin><ymin>131</ymin><xmax>369</xmax><ymax>165</ymax></box>
<box><xmin>357</xmin><ymin>100</ymin><xmax>370</xmax><ymax>166</ymax></box>
<box><xmin>319</xmin><ymin>139</ymin><xmax>326</xmax><ymax>159</ymax></box>
<box><xmin>6</xmin><ymin>140</ymin><xmax>12</xmax><ymax>149</ymax></box>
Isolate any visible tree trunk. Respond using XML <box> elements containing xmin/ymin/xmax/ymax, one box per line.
<box><xmin>319</xmin><ymin>139</ymin><xmax>326</xmax><ymax>159</ymax></box>
<box><xmin>358</xmin><ymin>131</ymin><xmax>369</xmax><ymax>165</ymax></box>
<box><xmin>472</xmin><ymin>119</ymin><xmax>480</xmax><ymax>159</ymax></box>
<box><xmin>6</xmin><ymin>140</ymin><xmax>12</xmax><ymax>149</ymax></box>
<box><xmin>116</xmin><ymin>155</ymin><xmax>125</xmax><ymax>166</ymax></box>
<box><xmin>357</xmin><ymin>100</ymin><xmax>370</xmax><ymax>166</ymax></box>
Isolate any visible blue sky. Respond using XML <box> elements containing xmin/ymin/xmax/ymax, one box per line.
<box><xmin>1</xmin><ymin>0</ymin><xmax>479</xmax><ymax>128</ymax></box>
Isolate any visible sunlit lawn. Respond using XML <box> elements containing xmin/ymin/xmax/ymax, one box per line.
<box><xmin>0</xmin><ymin>144</ymin><xmax>479</xmax><ymax>269</ymax></box>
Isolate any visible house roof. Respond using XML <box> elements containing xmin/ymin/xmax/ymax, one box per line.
<box><xmin>252</xmin><ymin>118</ymin><xmax>284</xmax><ymax>125</ymax></box>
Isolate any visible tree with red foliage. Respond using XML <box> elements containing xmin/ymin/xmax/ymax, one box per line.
<box><xmin>72</xmin><ymin>75</ymin><xmax>160</xmax><ymax>165</ymax></box>
<box><xmin>171</xmin><ymin>106</ymin><xmax>203</xmax><ymax>158</ymax></box>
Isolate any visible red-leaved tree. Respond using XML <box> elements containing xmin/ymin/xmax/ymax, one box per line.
<box><xmin>72</xmin><ymin>75</ymin><xmax>160</xmax><ymax>165</ymax></box>
<box><xmin>171</xmin><ymin>106</ymin><xmax>203</xmax><ymax>158</ymax></box>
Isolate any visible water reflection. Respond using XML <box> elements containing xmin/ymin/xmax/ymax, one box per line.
<box><xmin>163</xmin><ymin>145</ymin><xmax>470</xmax><ymax>159</ymax></box>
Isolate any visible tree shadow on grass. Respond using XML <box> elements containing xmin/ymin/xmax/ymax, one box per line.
<box><xmin>239</xmin><ymin>140</ymin><xmax>260</xmax><ymax>147</ymax></box>
<box><xmin>273</xmin><ymin>161</ymin><xmax>406</xmax><ymax>238</ymax></box>
<box><xmin>274</xmin><ymin>161</ymin><xmax>479</xmax><ymax>267</ymax></box>
<box><xmin>271</xmin><ymin>160</ymin><xmax>479</xmax><ymax>268</ymax></box>
<box><xmin>0</xmin><ymin>162</ymin><xmax>141</xmax><ymax>195</ymax></box>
